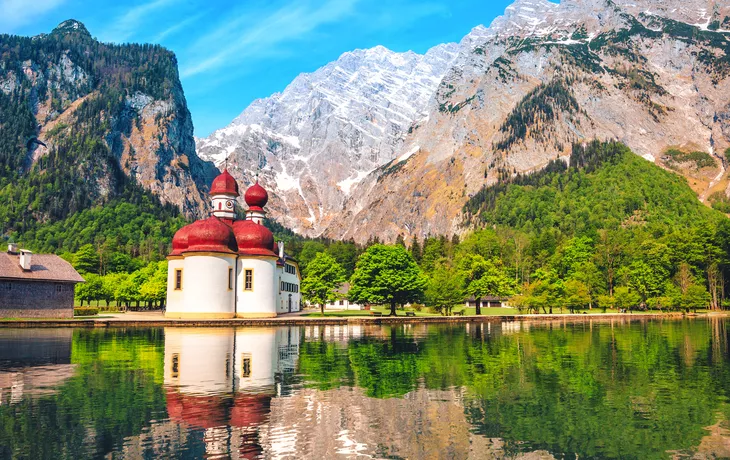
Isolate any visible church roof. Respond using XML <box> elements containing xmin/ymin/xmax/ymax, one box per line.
<box><xmin>210</xmin><ymin>169</ymin><xmax>240</xmax><ymax>197</ymax></box>
<box><xmin>0</xmin><ymin>253</ymin><xmax>84</xmax><ymax>283</ymax></box>
<box><xmin>244</xmin><ymin>181</ymin><xmax>268</xmax><ymax>210</ymax></box>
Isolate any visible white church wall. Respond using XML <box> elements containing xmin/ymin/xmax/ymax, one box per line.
<box><xmin>237</xmin><ymin>257</ymin><xmax>278</xmax><ymax>318</ymax></box>
<box><xmin>165</xmin><ymin>258</ymin><xmax>185</xmax><ymax>314</ymax></box>
<box><xmin>171</xmin><ymin>254</ymin><xmax>236</xmax><ymax>319</ymax></box>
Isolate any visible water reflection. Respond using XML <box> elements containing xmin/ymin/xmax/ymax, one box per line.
<box><xmin>162</xmin><ymin>327</ymin><xmax>299</xmax><ymax>459</ymax></box>
<box><xmin>0</xmin><ymin>329</ymin><xmax>75</xmax><ymax>405</ymax></box>
<box><xmin>1</xmin><ymin>320</ymin><xmax>730</xmax><ymax>459</ymax></box>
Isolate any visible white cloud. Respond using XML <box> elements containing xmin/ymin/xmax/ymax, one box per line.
<box><xmin>0</xmin><ymin>0</ymin><xmax>65</xmax><ymax>31</ymax></box>
<box><xmin>98</xmin><ymin>0</ymin><xmax>177</xmax><ymax>43</ymax></box>
<box><xmin>181</xmin><ymin>0</ymin><xmax>359</xmax><ymax>78</ymax></box>
<box><xmin>151</xmin><ymin>12</ymin><xmax>206</xmax><ymax>43</ymax></box>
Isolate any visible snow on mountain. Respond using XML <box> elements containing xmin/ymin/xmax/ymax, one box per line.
<box><xmin>196</xmin><ymin>42</ymin><xmax>459</xmax><ymax>234</ymax></box>
<box><xmin>198</xmin><ymin>0</ymin><xmax>730</xmax><ymax>241</ymax></box>
<box><xmin>322</xmin><ymin>0</ymin><xmax>730</xmax><ymax>243</ymax></box>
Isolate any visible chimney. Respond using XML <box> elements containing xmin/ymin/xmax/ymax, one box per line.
<box><xmin>19</xmin><ymin>249</ymin><xmax>32</xmax><ymax>271</ymax></box>
<box><xmin>279</xmin><ymin>241</ymin><xmax>284</xmax><ymax>260</ymax></box>
<box><xmin>7</xmin><ymin>243</ymin><xmax>18</xmax><ymax>254</ymax></box>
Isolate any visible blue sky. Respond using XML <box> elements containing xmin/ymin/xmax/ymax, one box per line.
<box><xmin>1</xmin><ymin>0</ymin><xmax>519</xmax><ymax>136</ymax></box>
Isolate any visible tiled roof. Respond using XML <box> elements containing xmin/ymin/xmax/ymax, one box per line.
<box><xmin>0</xmin><ymin>253</ymin><xmax>85</xmax><ymax>283</ymax></box>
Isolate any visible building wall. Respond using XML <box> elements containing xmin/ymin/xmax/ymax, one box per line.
<box><xmin>165</xmin><ymin>258</ymin><xmax>184</xmax><ymax>314</ymax></box>
<box><xmin>0</xmin><ymin>280</ymin><xmax>75</xmax><ymax>318</ymax></box>
<box><xmin>325</xmin><ymin>300</ymin><xmax>364</xmax><ymax>311</ymax></box>
<box><xmin>277</xmin><ymin>262</ymin><xmax>301</xmax><ymax>314</ymax></box>
<box><xmin>236</xmin><ymin>257</ymin><xmax>277</xmax><ymax>318</ymax></box>
<box><xmin>166</xmin><ymin>254</ymin><xmax>237</xmax><ymax>319</ymax></box>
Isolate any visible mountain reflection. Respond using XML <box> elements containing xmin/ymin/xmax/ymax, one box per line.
<box><xmin>1</xmin><ymin>320</ymin><xmax>730</xmax><ymax>459</ymax></box>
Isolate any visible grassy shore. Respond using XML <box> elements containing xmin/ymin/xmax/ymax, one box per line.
<box><xmin>302</xmin><ymin>306</ymin><xmax>712</xmax><ymax>318</ymax></box>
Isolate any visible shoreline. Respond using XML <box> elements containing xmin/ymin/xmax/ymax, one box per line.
<box><xmin>0</xmin><ymin>311</ymin><xmax>725</xmax><ymax>328</ymax></box>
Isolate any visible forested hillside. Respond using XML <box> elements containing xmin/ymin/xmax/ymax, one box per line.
<box><xmin>0</xmin><ymin>20</ymin><xmax>215</xmax><ymax>260</ymax></box>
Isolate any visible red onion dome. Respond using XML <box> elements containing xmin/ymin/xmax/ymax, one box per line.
<box><xmin>244</xmin><ymin>181</ymin><xmax>268</xmax><ymax>210</ymax></box>
<box><xmin>184</xmin><ymin>217</ymin><xmax>238</xmax><ymax>254</ymax></box>
<box><xmin>169</xmin><ymin>224</ymin><xmax>194</xmax><ymax>256</ymax></box>
<box><xmin>232</xmin><ymin>220</ymin><xmax>277</xmax><ymax>256</ymax></box>
<box><xmin>210</xmin><ymin>169</ymin><xmax>239</xmax><ymax>197</ymax></box>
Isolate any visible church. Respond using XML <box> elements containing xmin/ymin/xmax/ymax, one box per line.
<box><xmin>165</xmin><ymin>170</ymin><xmax>301</xmax><ymax>318</ymax></box>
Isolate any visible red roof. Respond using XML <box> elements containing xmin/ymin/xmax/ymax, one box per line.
<box><xmin>0</xmin><ymin>253</ymin><xmax>84</xmax><ymax>283</ymax></box>
<box><xmin>169</xmin><ymin>224</ymin><xmax>194</xmax><ymax>256</ymax></box>
<box><xmin>210</xmin><ymin>169</ymin><xmax>240</xmax><ymax>197</ymax></box>
<box><xmin>232</xmin><ymin>220</ymin><xmax>277</xmax><ymax>257</ymax></box>
<box><xmin>185</xmin><ymin>217</ymin><xmax>238</xmax><ymax>254</ymax></box>
<box><xmin>166</xmin><ymin>391</ymin><xmax>230</xmax><ymax>429</ymax></box>
<box><xmin>244</xmin><ymin>182</ymin><xmax>268</xmax><ymax>210</ymax></box>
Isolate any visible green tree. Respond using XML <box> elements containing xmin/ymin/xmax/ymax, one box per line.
<box><xmin>350</xmin><ymin>244</ymin><xmax>427</xmax><ymax>316</ymax></box>
<box><xmin>425</xmin><ymin>262</ymin><xmax>465</xmax><ymax>316</ymax></box>
<box><xmin>614</xmin><ymin>286</ymin><xmax>641</xmax><ymax>311</ymax></box>
<box><xmin>683</xmin><ymin>284</ymin><xmax>711</xmax><ymax>312</ymax></box>
<box><xmin>301</xmin><ymin>252</ymin><xmax>346</xmax><ymax>315</ymax></box>
<box><xmin>73</xmin><ymin>244</ymin><xmax>99</xmax><ymax>274</ymax></box>
<box><xmin>563</xmin><ymin>279</ymin><xmax>591</xmax><ymax>313</ymax></box>
<box><xmin>299</xmin><ymin>241</ymin><xmax>327</xmax><ymax>274</ymax></box>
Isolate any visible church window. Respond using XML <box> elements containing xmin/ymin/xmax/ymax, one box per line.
<box><xmin>171</xmin><ymin>353</ymin><xmax>180</xmax><ymax>378</ymax></box>
<box><xmin>174</xmin><ymin>269</ymin><xmax>183</xmax><ymax>290</ymax></box>
<box><xmin>244</xmin><ymin>269</ymin><xmax>253</xmax><ymax>291</ymax></box>
<box><xmin>228</xmin><ymin>268</ymin><xmax>234</xmax><ymax>290</ymax></box>
<box><xmin>285</xmin><ymin>264</ymin><xmax>296</xmax><ymax>275</ymax></box>
<box><xmin>242</xmin><ymin>353</ymin><xmax>252</xmax><ymax>378</ymax></box>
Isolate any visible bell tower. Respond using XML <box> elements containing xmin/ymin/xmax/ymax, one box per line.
<box><xmin>209</xmin><ymin>169</ymin><xmax>239</xmax><ymax>220</ymax></box>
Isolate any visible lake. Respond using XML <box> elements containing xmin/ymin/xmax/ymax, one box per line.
<box><xmin>0</xmin><ymin>318</ymin><xmax>729</xmax><ymax>459</ymax></box>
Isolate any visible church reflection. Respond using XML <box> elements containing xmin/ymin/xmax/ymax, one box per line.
<box><xmin>163</xmin><ymin>327</ymin><xmax>300</xmax><ymax>459</ymax></box>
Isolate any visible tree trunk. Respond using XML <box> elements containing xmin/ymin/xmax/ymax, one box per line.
<box><xmin>390</xmin><ymin>299</ymin><xmax>397</xmax><ymax>316</ymax></box>
<box><xmin>320</xmin><ymin>303</ymin><xmax>325</xmax><ymax>316</ymax></box>
<box><xmin>475</xmin><ymin>297</ymin><xmax>482</xmax><ymax>315</ymax></box>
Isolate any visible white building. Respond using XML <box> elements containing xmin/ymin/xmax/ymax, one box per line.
<box><xmin>166</xmin><ymin>170</ymin><xmax>301</xmax><ymax>318</ymax></box>
<box><xmin>323</xmin><ymin>283</ymin><xmax>365</xmax><ymax>311</ymax></box>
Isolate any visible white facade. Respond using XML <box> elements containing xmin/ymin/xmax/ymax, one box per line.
<box><xmin>165</xmin><ymin>173</ymin><xmax>301</xmax><ymax>319</ymax></box>
<box><xmin>324</xmin><ymin>299</ymin><xmax>364</xmax><ymax>311</ymax></box>
<box><xmin>166</xmin><ymin>249</ymin><xmax>301</xmax><ymax>319</ymax></box>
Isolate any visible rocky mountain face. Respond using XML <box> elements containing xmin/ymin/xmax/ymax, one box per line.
<box><xmin>196</xmin><ymin>44</ymin><xmax>460</xmax><ymax>234</ymax></box>
<box><xmin>321</xmin><ymin>0</ymin><xmax>730</xmax><ymax>243</ymax></box>
<box><xmin>0</xmin><ymin>20</ymin><xmax>216</xmax><ymax>223</ymax></box>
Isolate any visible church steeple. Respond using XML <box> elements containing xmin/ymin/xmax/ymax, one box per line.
<box><xmin>244</xmin><ymin>178</ymin><xmax>268</xmax><ymax>224</ymax></box>
<box><xmin>209</xmin><ymin>169</ymin><xmax>239</xmax><ymax>220</ymax></box>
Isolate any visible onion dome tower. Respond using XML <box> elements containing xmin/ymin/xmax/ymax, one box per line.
<box><xmin>210</xmin><ymin>169</ymin><xmax>239</xmax><ymax>220</ymax></box>
<box><xmin>244</xmin><ymin>180</ymin><xmax>268</xmax><ymax>224</ymax></box>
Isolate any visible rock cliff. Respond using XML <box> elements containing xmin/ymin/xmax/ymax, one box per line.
<box><xmin>0</xmin><ymin>20</ymin><xmax>216</xmax><ymax>222</ymax></box>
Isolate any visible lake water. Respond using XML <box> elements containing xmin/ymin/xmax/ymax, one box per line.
<box><xmin>0</xmin><ymin>319</ymin><xmax>729</xmax><ymax>459</ymax></box>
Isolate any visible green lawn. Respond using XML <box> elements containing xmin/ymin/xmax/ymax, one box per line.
<box><xmin>301</xmin><ymin>306</ymin><xmax>713</xmax><ymax>318</ymax></box>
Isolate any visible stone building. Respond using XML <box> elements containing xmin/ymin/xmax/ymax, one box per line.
<box><xmin>0</xmin><ymin>245</ymin><xmax>85</xmax><ymax>318</ymax></box>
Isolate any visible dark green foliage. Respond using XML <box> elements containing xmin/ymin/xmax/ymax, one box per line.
<box><xmin>709</xmin><ymin>192</ymin><xmax>730</xmax><ymax>214</ymax></box>
<box><xmin>663</xmin><ymin>148</ymin><xmax>716</xmax><ymax>170</ymax></box>
<box><xmin>496</xmin><ymin>79</ymin><xmax>579</xmax><ymax>151</ymax></box>
<box><xmin>73</xmin><ymin>307</ymin><xmax>99</xmax><ymax>316</ymax></box>
<box><xmin>464</xmin><ymin>140</ymin><xmax>720</xmax><ymax>234</ymax></box>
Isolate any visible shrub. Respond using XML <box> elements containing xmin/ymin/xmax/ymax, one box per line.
<box><xmin>410</xmin><ymin>303</ymin><xmax>425</xmax><ymax>312</ymax></box>
<box><xmin>74</xmin><ymin>307</ymin><xmax>99</xmax><ymax>316</ymax></box>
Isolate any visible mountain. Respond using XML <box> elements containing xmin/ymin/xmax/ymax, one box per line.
<box><xmin>318</xmin><ymin>0</ymin><xmax>730</xmax><ymax>243</ymax></box>
<box><xmin>0</xmin><ymin>19</ymin><xmax>216</xmax><ymax>241</ymax></box>
<box><xmin>196</xmin><ymin>43</ymin><xmax>460</xmax><ymax>235</ymax></box>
